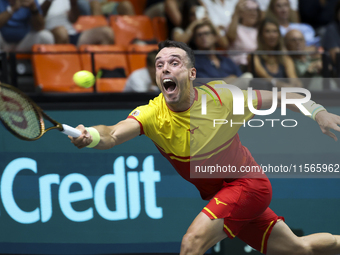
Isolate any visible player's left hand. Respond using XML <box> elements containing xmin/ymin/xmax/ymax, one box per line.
<box><xmin>315</xmin><ymin>111</ymin><xmax>340</xmax><ymax>141</ymax></box>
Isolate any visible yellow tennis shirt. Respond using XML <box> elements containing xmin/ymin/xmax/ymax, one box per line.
<box><xmin>128</xmin><ymin>81</ymin><xmax>262</xmax><ymax>199</ymax></box>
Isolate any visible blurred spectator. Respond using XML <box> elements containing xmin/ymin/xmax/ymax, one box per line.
<box><xmin>192</xmin><ymin>21</ymin><xmax>242</xmax><ymax>83</ymax></box>
<box><xmin>144</xmin><ymin>0</ymin><xmax>164</xmax><ymax>18</ymax></box>
<box><xmin>266</xmin><ymin>0</ymin><xmax>320</xmax><ymax>47</ymax></box>
<box><xmin>77</xmin><ymin>0</ymin><xmax>134</xmax><ymax>16</ymax></box>
<box><xmin>299</xmin><ymin>0</ymin><xmax>338</xmax><ymax>35</ymax></box>
<box><xmin>286</xmin><ymin>29</ymin><xmax>338</xmax><ymax>90</ymax></box>
<box><xmin>257</xmin><ymin>0</ymin><xmax>299</xmax><ymax>21</ymax></box>
<box><xmin>172</xmin><ymin>0</ymin><xmax>227</xmax><ymax>48</ymax></box>
<box><xmin>164</xmin><ymin>0</ymin><xmax>184</xmax><ymax>39</ymax></box>
<box><xmin>124</xmin><ymin>50</ymin><xmax>159</xmax><ymax>93</ymax></box>
<box><xmin>200</xmin><ymin>0</ymin><xmax>238</xmax><ymax>31</ymax></box>
<box><xmin>284</xmin><ymin>29</ymin><xmax>328</xmax><ymax>90</ymax></box>
<box><xmin>252</xmin><ymin>18</ymin><xmax>302</xmax><ymax>88</ymax></box>
<box><xmin>285</xmin><ymin>30</ymin><xmax>322</xmax><ymax>78</ymax></box>
<box><xmin>172</xmin><ymin>0</ymin><xmax>204</xmax><ymax>43</ymax></box>
<box><xmin>39</xmin><ymin>0</ymin><xmax>114</xmax><ymax>46</ymax></box>
<box><xmin>226</xmin><ymin>0</ymin><xmax>261</xmax><ymax>69</ymax></box>
<box><xmin>323</xmin><ymin>0</ymin><xmax>340</xmax><ymax>63</ymax></box>
<box><xmin>0</xmin><ymin>0</ymin><xmax>54</xmax><ymax>52</ymax></box>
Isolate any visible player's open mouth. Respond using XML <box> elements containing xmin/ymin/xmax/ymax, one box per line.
<box><xmin>162</xmin><ymin>78</ymin><xmax>177</xmax><ymax>93</ymax></box>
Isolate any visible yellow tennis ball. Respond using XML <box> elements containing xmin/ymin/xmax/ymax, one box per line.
<box><xmin>73</xmin><ymin>70</ymin><xmax>95</xmax><ymax>88</ymax></box>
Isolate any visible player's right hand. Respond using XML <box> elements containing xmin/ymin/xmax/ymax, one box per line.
<box><xmin>68</xmin><ymin>124</ymin><xmax>92</xmax><ymax>149</ymax></box>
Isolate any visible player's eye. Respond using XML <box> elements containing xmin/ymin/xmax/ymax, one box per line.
<box><xmin>172</xmin><ymin>62</ymin><xmax>179</xmax><ymax>66</ymax></box>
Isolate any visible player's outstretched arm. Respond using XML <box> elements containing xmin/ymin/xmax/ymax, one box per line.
<box><xmin>260</xmin><ymin>90</ymin><xmax>340</xmax><ymax>141</ymax></box>
<box><xmin>69</xmin><ymin>118</ymin><xmax>141</xmax><ymax>149</ymax></box>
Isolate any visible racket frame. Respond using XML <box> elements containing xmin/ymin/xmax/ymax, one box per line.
<box><xmin>0</xmin><ymin>82</ymin><xmax>66</xmax><ymax>141</ymax></box>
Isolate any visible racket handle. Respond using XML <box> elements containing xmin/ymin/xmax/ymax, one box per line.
<box><xmin>61</xmin><ymin>124</ymin><xmax>82</xmax><ymax>137</ymax></box>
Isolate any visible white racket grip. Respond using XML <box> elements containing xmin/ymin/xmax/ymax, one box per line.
<box><xmin>61</xmin><ymin>124</ymin><xmax>82</xmax><ymax>137</ymax></box>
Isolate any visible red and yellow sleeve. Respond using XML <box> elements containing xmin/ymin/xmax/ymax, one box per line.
<box><xmin>127</xmin><ymin>96</ymin><xmax>161</xmax><ymax>136</ymax></box>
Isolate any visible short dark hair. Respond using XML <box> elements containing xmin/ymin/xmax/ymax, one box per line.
<box><xmin>146</xmin><ymin>50</ymin><xmax>158</xmax><ymax>67</ymax></box>
<box><xmin>158</xmin><ymin>40</ymin><xmax>195</xmax><ymax>67</ymax></box>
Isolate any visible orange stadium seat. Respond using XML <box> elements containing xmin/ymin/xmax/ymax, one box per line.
<box><xmin>32</xmin><ymin>44</ymin><xmax>93</xmax><ymax>93</ymax></box>
<box><xmin>73</xmin><ymin>15</ymin><xmax>109</xmax><ymax>33</ymax></box>
<box><xmin>79</xmin><ymin>45</ymin><xmax>129</xmax><ymax>92</ymax></box>
<box><xmin>110</xmin><ymin>15</ymin><xmax>155</xmax><ymax>45</ymax></box>
<box><xmin>108</xmin><ymin>0</ymin><xmax>147</xmax><ymax>15</ymax></box>
<box><xmin>127</xmin><ymin>44</ymin><xmax>158</xmax><ymax>73</ymax></box>
<box><xmin>152</xmin><ymin>17</ymin><xmax>168</xmax><ymax>42</ymax></box>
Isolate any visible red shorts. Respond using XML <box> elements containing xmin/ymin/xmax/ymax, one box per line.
<box><xmin>202</xmin><ymin>178</ymin><xmax>284</xmax><ymax>254</ymax></box>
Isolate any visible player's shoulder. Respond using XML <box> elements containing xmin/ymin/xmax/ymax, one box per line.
<box><xmin>147</xmin><ymin>92</ymin><xmax>165</xmax><ymax>108</ymax></box>
<box><xmin>130</xmin><ymin>93</ymin><xmax>164</xmax><ymax>116</ymax></box>
<box><xmin>195</xmin><ymin>80</ymin><xmax>235</xmax><ymax>98</ymax></box>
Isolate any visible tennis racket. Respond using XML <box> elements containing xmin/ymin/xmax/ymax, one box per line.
<box><xmin>0</xmin><ymin>82</ymin><xmax>81</xmax><ymax>141</ymax></box>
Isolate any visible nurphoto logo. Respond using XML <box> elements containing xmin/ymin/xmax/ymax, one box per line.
<box><xmin>200</xmin><ymin>84</ymin><xmax>312</xmax><ymax>128</ymax></box>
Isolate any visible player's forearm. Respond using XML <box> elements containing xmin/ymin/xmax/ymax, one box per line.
<box><xmin>277</xmin><ymin>92</ymin><xmax>327</xmax><ymax>120</ymax></box>
<box><xmin>277</xmin><ymin>92</ymin><xmax>304</xmax><ymax>112</ymax></box>
<box><xmin>89</xmin><ymin>120</ymin><xmax>140</xmax><ymax>149</ymax></box>
<box><xmin>90</xmin><ymin>125</ymin><xmax>116</xmax><ymax>150</ymax></box>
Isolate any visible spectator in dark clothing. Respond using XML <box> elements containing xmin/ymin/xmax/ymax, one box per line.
<box><xmin>252</xmin><ymin>18</ymin><xmax>302</xmax><ymax>89</ymax></box>
<box><xmin>299</xmin><ymin>0</ymin><xmax>338</xmax><ymax>33</ymax></box>
<box><xmin>192</xmin><ymin>21</ymin><xmax>247</xmax><ymax>87</ymax></box>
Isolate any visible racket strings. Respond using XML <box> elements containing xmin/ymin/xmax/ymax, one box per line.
<box><xmin>0</xmin><ymin>87</ymin><xmax>42</xmax><ymax>139</ymax></box>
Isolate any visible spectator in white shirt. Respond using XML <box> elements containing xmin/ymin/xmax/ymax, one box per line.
<box><xmin>200</xmin><ymin>0</ymin><xmax>238</xmax><ymax>31</ymax></box>
<box><xmin>124</xmin><ymin>50</ymin><xmax>160</xmax><ymax>93</ymax></box>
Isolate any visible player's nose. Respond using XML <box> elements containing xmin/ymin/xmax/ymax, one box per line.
<box><xmin>161</xmin><ymin>63</ymin><xmax>170</xmax><ymax>74</ymax></box>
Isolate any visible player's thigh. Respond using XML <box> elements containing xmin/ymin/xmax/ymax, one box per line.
<box><xmin>182</xmin><ymin>212</ymin><xmax>227</xmax><ymax>251</ymax></box>
<box><xmin>267</xmin><ymin>220</ymin><xmax>309</xmax><ymax>255</ymax></box>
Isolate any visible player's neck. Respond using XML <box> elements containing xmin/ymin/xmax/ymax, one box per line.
<box><xmin>167</xmin><ymin>87</ymin><xmax>195</xmax><ymax>112</ymax></box>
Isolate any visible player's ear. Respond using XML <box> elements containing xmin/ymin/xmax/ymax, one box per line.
<box><xmin>189</xmin><ymin>67</ymin><xmax>196</xmax><ymax>81</ymax></box>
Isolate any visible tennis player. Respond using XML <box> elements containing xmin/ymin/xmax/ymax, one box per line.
<box><xmin>70</xmin><ymin>40</ymin><xmax>340</xmax><ymax>255</ymax></box>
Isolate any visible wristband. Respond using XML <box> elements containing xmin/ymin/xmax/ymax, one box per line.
<box><xmin>85</xmin><ymin>127</ymin><xmax>100</xmax><ymax>148</ymax></box>
<box><xmin>302</xmin><ymin>100</ymin><xmax>326</xmax><ymax>120</ymax></box>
